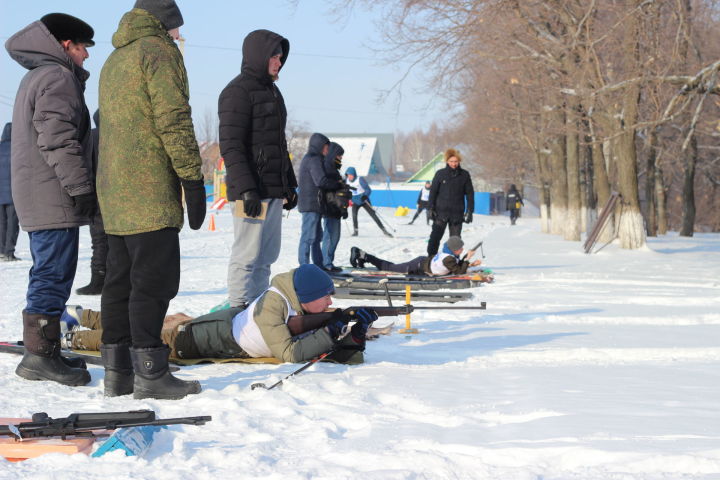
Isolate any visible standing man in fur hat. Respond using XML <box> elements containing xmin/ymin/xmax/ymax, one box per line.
<box><xmin>5</xmin><ymin>13</ymin><xmax>97</xmax><ymax>387</ymax></box>
<box><xmin>97</xmin><ymin>0</ymin><xmax>206</xmax><ymax>400</ymax></box>
<box><xmin>427</xmin><ymin>148</ymin><xmax>474</xmax><ymax>256</ymax></box>
<box><xmin>219</xmin><ymin>29</ymin><xmax>298</xmax><ymax>309</ymax></box>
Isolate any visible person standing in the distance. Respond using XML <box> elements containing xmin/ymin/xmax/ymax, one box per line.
<box><xmin>408</xmin><ymin>181</ymin><xmax>432</xmax><ymax>225</ymax></box>
<box><xmin>219</xmin><ymin>29</ymin><xmax>297</xmax><ymax>309</ymax></box>
<box><xmin>319</xmin><ymin>142</ymin><xmax>346</xmax><ymax>272</ymax></box>
<box><xmin>427</xmin><ymin>148</ymin><xmax>474</xmax><ymax>256</ymax></box>
<box><xmin>98</xmin><ymin>0</ymin><xmax>206</xmax><ymax>400</ymax></box>
<box><xmin>6</xmin><ymin>13</ymin><xmax>97</xmax><ymax>386</ymax></box>
<box><xmin>345</xmin><ymin>167</ymin><xmax>393</xmax><ymax>238</ymax></box>
<box><xmin>0</xmin><ymin>122</ymin><xmax>20</xmax><ymax>262</ymax></box>
<box><xmin>297</xmin><ymin>133</ymin><xmax>332</xmax><ymax>266</ymax></box>
<box><xmin>76</xmin><ymin>110</ymin><xmax>108</xmax><ymax>295</ymax></box>
<box><xmin>506</xmin><ymin>184</ymin><xmax>524</xmax><ymax>225</ymax></box>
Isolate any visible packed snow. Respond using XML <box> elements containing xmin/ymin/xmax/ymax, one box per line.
<box><xmin>1</xmin><ymin>206</ymin><xmax>719</xmax><ymax>479</ymax></box>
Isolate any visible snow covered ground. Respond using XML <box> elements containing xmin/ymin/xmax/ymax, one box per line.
<box><xmin>1</xmin><ymin>207</ymin><xmax>719</xmax><ymax>479</ymax></box>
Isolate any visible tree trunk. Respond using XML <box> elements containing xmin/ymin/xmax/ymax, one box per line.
<box><xmin>614</xmin><ymin>3</ymin><xmax>646</xmax><ymax>250</ymax></box>
<box><xmin>679</xmin><ymin>134</ymin><xmax>697</xmax><ymax>236</ymax></box>
<box><xmin>548</xmin><ymin>132</ymin><xmax>568</xmax><ymax>235</ymax></box>
<box><xmin>644</xmin><ymin>128</ymin><xmax>658</xmax><ymax>236</ymax></box>
<box><xmin>655</xmin><ymin>164</ymin><xmax>668</xmax><ymax>235</ymax></box>
<box><xmin>565</xmin><ymin>113</ymin><xmax>581</xmax><ymax>241</ymax></box>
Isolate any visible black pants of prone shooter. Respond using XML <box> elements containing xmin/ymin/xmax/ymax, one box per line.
<box><xmin>365</xmin><ymin>254</ymin><xmax>426</xmax><ymax>275</ymax></box>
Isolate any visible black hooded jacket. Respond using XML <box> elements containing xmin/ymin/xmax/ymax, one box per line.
<box><xmin>218</xmin><ymin>29</ymin><xmax>296</xmax><ymax>200</ymax></box>
<box><xmin>428</xmin><ymin>164</ymin><xmax>474</xmax><ymax>222</ymax></box>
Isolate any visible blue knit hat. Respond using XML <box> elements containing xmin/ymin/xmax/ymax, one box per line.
<box><xmin>345</xmin><ymin>167</ymin><xmax>357</xmax><ymax>177</ymax></box>
<box><xmin>293</xmin><ymin>265</ymin><xmax>335</xmax><ymax>303</ymax></box>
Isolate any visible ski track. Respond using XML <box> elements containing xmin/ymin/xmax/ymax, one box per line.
<box><xmin>1</xmin><ymin>209</ymin><xmax>720</xmax><ymax>479</ymax></box>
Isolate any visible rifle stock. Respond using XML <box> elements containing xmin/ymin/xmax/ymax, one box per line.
<box><xmin>287</xmin><ymin>303</ymin><xmax>486</xmax><ymax>337</ymax></box>
<box><xmin>0</xmin><ymin>410</ymin><xmax>211</xmax><ymax>440</ymax></box>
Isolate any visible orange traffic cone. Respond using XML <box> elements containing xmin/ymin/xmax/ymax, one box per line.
<box><xmin>208</xmin><ymin>213</ymin><xmax>216</xmax><ymax>232</ymax></box>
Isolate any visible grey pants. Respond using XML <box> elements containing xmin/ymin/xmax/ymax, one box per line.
<box><xmin>227</xmin><ymin>198</ymin><xmax>283</xmax><ymax>306</ymax></box>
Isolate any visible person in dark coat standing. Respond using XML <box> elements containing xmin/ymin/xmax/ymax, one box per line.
<box><xmin>5</xmin><ymin>13</ymin><xmax>97</xmax><ymax>386</ymax></box>
<box><xmin>408</xmin><ymin>181</ymin><xmax>431</xmax><ymax>225</ymax></box>
<box><xmin>506</xmin><ymin>184</ymin><xmax>524</xmax><ymax>225</ymax></box>
<box><xmin>0</xmin><ymin>122</ymin><xmax>20</xmax><ymax>262</ymax></box>
<box><xmin>297</xmin><ymin>133</ymin><xmax>341</xmax><ymax>266</ymax></box>
<box><xmin>427</xmin><ymin>148</ymin><xmax>474</xmax><ymax>256</ymax></box>
<box><xmin>219</xmin><ymin>29</ymin><xmax>297</xmax><ymax>308</ymax></box>
<box><xmin>76</xmin><ymin>110</ymin><xmax>108</xmax><ymax>294</ymax></box>
<box><xmin>319</xmin><ymin>142</ymin><xmax>346</xmax><ymax>272</ymax></box>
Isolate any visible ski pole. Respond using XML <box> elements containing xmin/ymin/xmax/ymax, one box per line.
<box><xmin>367</xmin><ymin>201</ymin><xmax>396</xmax><ymax>233</ymax></box>
<box><xmin>250</xmin><ymin>348</ymin><xmax>337</xmax><ymax>391</ymax></box>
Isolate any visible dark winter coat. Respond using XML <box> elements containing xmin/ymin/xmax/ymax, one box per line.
<box><xmin>298</xmin><ymin>133</ymin><xmax>341</xmax><ymax>213</ymax></box>
<box><xmin>218</xmin><ymin>29</ymin><xmax>297</xmax><ymax>201</ymax></box>
<box><xmin>506</xmin><ymin>185</ymin><xmax>523</xmax><ymax>210</ymax></box>
<box><xmin>320</xmin><ymin>142</ymin><xmax>350</xmax><ymax>218</ymax></box>
<box><xmin>428</xmin><ymin>164</ymin><xmax>474</xmax><ymax>222</ymax></box>
<box><xmin>98</xmin><ymin>9</ymin><xmax>203</xmax><ymax>235</ymax></box>
<box><xmin>0</xmin><ymin>123</ymin><xmax>11</xmax><ymax>205</ymax></box>
<box><xmin>5</xmin><ymin>20</ymin><xmax>93</xmax><ymax>232</ymax></box>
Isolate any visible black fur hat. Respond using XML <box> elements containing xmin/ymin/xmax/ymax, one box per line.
<box><xmin>40</xmin><ymin>13</ymin><xmax>95</xmax><ymax>46</ymax></box>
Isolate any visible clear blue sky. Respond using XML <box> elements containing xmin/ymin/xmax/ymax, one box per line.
<box><xmin>0</xmin><ymin>0</ymin><xmax>446</xmax><ymax>134</ymax></box>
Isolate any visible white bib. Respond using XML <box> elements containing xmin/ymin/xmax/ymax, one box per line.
<box><xmin>429</xmin><ymin>252</ymin><xmax>454</xmax><ymax>276</ymax></box>
<box><xmin>231</xmin><ymin>286</ymin><xmax>296</xmax><ymax>358</ymax></box>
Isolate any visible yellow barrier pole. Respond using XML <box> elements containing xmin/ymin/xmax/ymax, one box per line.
<box><xmin>398</xmin><ymin>284</ymin><xmax>419</xmax><ymax>334</ymax></box>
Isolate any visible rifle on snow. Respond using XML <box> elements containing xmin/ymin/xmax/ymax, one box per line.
<box><xmin>287</xmin><ymin>303</ymin><xmax>486</xmax><ymax>337</ymax></box>
<box><xmin>0</xmin><ymin>410</ymin><xmax>211</xmax><ymax>441</ymax></box>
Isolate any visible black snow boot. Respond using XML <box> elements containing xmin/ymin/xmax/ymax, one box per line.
<box><xmin>130</xmin><ymin>345</ymin><xmax>201</xmax><ymax>400</ymax></box>
<box><xmin>15</xmin><ymin>311</ymin><xmax>91</xmax><ymax>386</ymax></box>
<box><xmin>350</xmin><ymin>247</ymin><xmax>366</xmax><ymax>268</ymax></box>
<box><xmin>351</xmin><ymin>229</ymin><xmax>358</xmax><ymax>237</ymax></box>
<box><xmin>100</xmin><ymin>343</ymin><xmax>134</xmax><ymax>397</ymax></box>
<box><xmin>76</xmin><ymin>270</ymin><xmax>105</xmax><ymax>295</ymax></box>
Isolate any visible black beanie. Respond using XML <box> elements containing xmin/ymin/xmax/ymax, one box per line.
<box><xmin>134</xmin><ymin>0</ymin><xmax>184</xmax><ymax>30</ymax></box>
<box><xmin>40</xmin><ymin>13</ymin><xmax>95</xmax><ymax>46</ymax></box>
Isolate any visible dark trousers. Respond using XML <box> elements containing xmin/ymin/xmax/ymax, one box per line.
<box><xmin>89</xmin><ymin>212</ymin><xmax>108</xmax><ymax>273</ymax></box>
<box><xmin>26</xmin><ymin>228</ymin><xmax>79</xmax><ymax>316</ymax></box>
<box><xmin>0</xmin><ymin>203</ymin><xmax>19</xmax><ymax>256</ymax></box>
<box><xmin>410</xmin><ymin>202</ymin><xmax>430</xmax><ymax>224</ymax></box>
<box><xmin>427</xmin><ymin>217</ymin><xmax>463</xmax><ymax>256</ymax></box>
<box><xmin>366</xmin><ymin>254</ymin><xmax>426</xmax><ymax>274</ymax></box>
<box><xmin>510</xmin><ymin>208</ymin><xmax>520</xmax><ymax>224</ymax></box>
<box><xmin>351</xmin><ymin>202</ymin><xmax>385</xmax><ymax>232</ymax></box>
<box><xmin>101</xmin><ymin>228</ymin><xmax>180</xmax><ymax>348</ymax></box>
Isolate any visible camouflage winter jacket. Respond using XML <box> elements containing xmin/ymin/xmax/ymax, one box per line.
<box><xmin>97</xmin><ymin>8</ymin><xmax>202</xmax><ymax>235</ymax></box>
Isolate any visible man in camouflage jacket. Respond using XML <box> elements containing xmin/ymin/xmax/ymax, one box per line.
<box><xmin>97</xmin><ymin>0</ymin><xmax>205</xmax><ymax>400</ymax></box>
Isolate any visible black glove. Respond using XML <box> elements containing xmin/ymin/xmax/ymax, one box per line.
<box><xmin>360</xmin><ymin>194</ymin><xmax>369</xmax><ymax>204</ymax></box>
<box><xmin>181</xmin><ymin>178</ymin><xmax>206</xmax><ymax>230</ymax></box>
<box><xmin>430</xmin><ymin>209</ymin><xmax>437</xmax><ymax>221</ymax></box>
<box><xmin>464</xmin><ymin>211</ymin><xmax>473</xmax><ymax>224</ymax></box>
<box><xmin>283</xmin><ymin>190</ymin><xmax>298</xmax><ymax>211</ymax></box>
<box><xmin>350</xmin><ymin>308</ymin><xmax>378</xmax><ymax>343</ymax></box>
<box><xmin>241</xmin><ymin>190</ymin><xmax>262</xmax><ymax>217</ymax></box>
<box><xmin>73</xmin><ymin>192</ymin><xmax>98</xmax><ymax>218</ymax></box>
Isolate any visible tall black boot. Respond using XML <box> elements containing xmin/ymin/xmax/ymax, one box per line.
<box><xmin>130</xmin><ymin>345</ymin><xmax>201</xmax><ymax>400</ymax></box>
<box><xmin>15</xmin><ymin>311</ymin><xmax>91</xmax><ymax>386</ymax></box>
<box><xmin>100</xmin><ymin>343</ymin><xmax>134</xmax><ymax>397</ymax></box>
<box><xmin>76</xmin><ymin>270</ymin><xmax>105</xmax><ymax>295</ymax></box>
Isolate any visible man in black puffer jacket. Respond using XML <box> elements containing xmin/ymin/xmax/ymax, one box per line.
<box><xmin>427</xmin><ymin>148</ymin><xmax>474</xmax><ymax>256</ymax></box>
<box><xmin>219</xmin><ymin>29</ymin><xmax>298</xmax><ymax>308</ymax></box>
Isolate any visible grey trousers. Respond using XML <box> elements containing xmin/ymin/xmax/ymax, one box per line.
<box><xmin>227</xmin><ymin>198</ymin><xmax>283</xmax><ymax>306</ymax></box>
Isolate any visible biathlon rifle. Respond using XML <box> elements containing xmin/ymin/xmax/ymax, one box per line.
<box><xmin>0</xmin><ymin>410</ymin><xmax>211</xmax><ymax>441</ymax></box>
<box><xmin>461</xmin><ymin>240</ymin><xmax>485</xmax><ymax>261</ymax></box>
<box><xmin>286</xmin><ymin>302</ymin><xmax>486</xmax><ymax>337</ymax></box>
